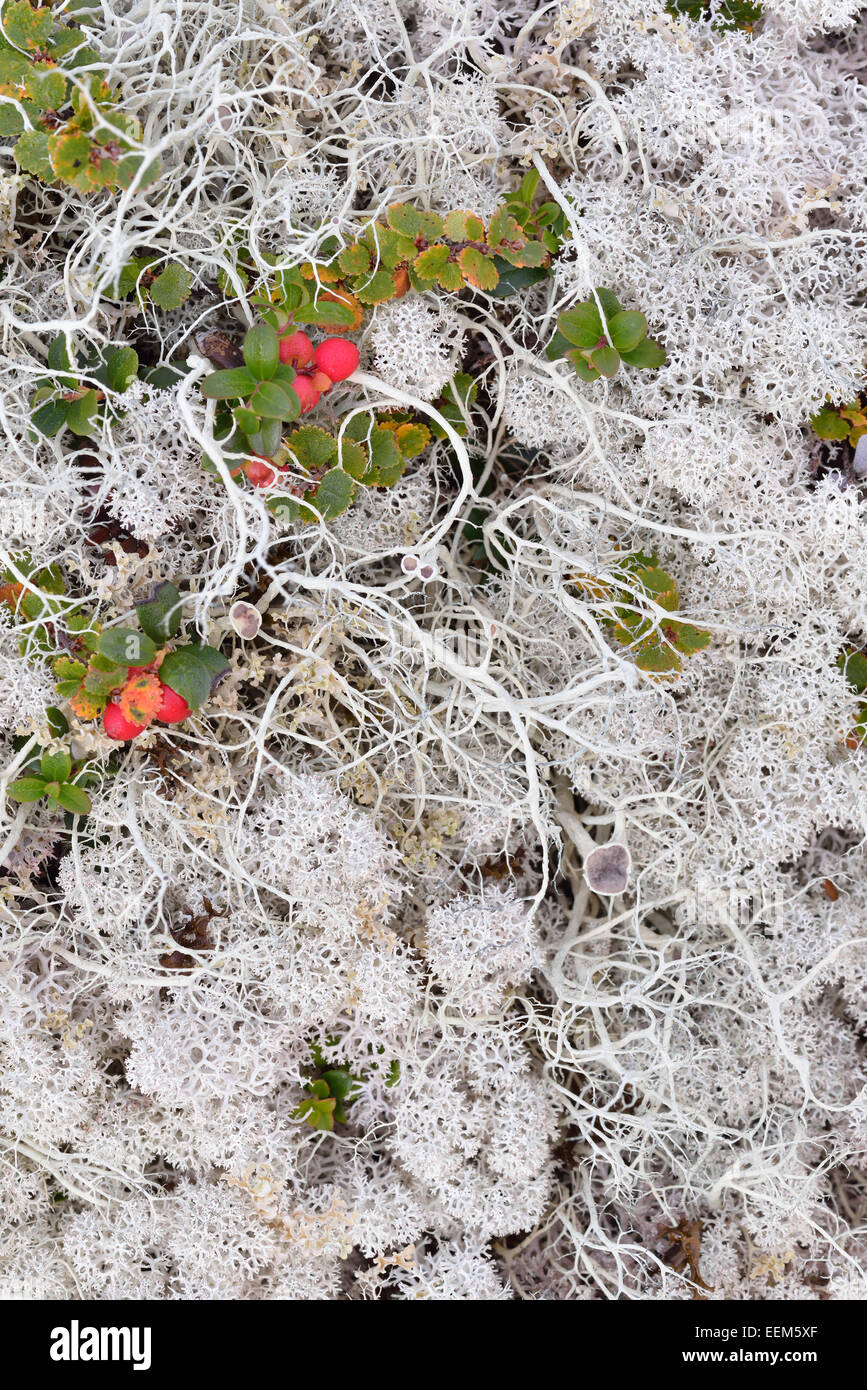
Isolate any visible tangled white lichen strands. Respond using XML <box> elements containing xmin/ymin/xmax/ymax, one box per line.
<box><xmin>0</xmin><ymin>0</ymin><xmax>866</xmax><ymax>1303</ymax></box>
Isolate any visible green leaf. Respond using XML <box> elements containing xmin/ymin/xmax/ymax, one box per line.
<box><xmin>137</xmin><ymin>580</ymin><xmax>182</xmax><ymax>642</ymax></box>
<box><xmin>620</xmin><ymin>338</ymin><xmax>666</xmax><ymax>369</ymax></box>
<box><xmin>486</xmin><ymin>205</ymin><xmax>525</xmax><ymax>250</ymax></box>
<box><xmin>487</xmin><ymin>259</ymin><xmax>548</xmax><ymax>299</ymax></box>
<box><xmin>338</xmin><ymin>243</ymin><xmax>371</xmax><ymax>277</ymax></box>
<box><xmin>392</xmin><ymin>422</ymin><xmax>430</xmax><ymax>457</ymax></box>
<box><xmin>567</xmin><ymin>351</ymin><xmax>600</xmax><ymax>383</ymax></box>
<box><xmin>242</xmin><ymin>322</ymin><xmax>279</xmax><ymax>380</ymax></box>
<box><xmin>544</xmin><ymin>329</ymin><xmax>572</xmax><ymax>361</ymax></box>
<box><xmin>148</xmin><ymin>264</ymin><xmax>193</xmax><ymax>310</ymax></box>
<box><xmin>64</xmin><ymin>389</ymin><xmax>99</xmax><ymax>435</ymax></box>
<box><xmin>48</xmin><ymin>335</ymin><xmax>74</xmax><ymax>373</ymax></box>
<box><xmin>14</xmin><ymin>128</ymin><xmax>52</xmax><ymax>178</ymax></box>
<box><xmin>294</xmin><ymin>1095</ymin><xmax>336</xmax><ymax>1130</ymax></box>
<box><xmin>386</xmin><ymin>203</ymin><xmax>444</xmax><ymax>240</ymax></box>
<box><xmin>250</xmin><ymin>379</ymin><xmax>300</xmax><ymax>421</ymax></box>
<box><xmin>249</xmin><ymin>419</ymin><xmax>282</xmax><ymax>457</ymax></box>
<box><xmin>0</xmin><ymin>48</ymin><xmax>30</xmax><ymax>86</ymax></box>
<box><xmin>518</xmin><ymin>168</ymin><xmax>540</xmax><ymax>203</ymax></box>
<box><xmin>630</xmin><ymin>564</ymin><xmax>678</xmax><ymax>610</ymax></box>
<box><xmin>266</xmin><ymin>494</ymin><xmax>300</xmax><ymax>525</ymax></box>
<box><xmin>54</xmin><ymin>654</ymin><xmax>86</xmax><ymax>698</ymax></box>
<box><xmin>104</xmin><ymin>347</ymin><xmax>138</xmax><ymax>392</ymax></box>
<box><xmin>7</xmin><ymin>777</ymin><xmax>48</xmax><ymax>803</ymax></box>
<box><xmin>607</xmin><ymin>311</ymin><xmax>647</xmax><ymax>354</ymax></box>
<box><xmin>82</xmin><ymin>650</ymin><xmax>128</xmax><ymax>696</ymax></box>
<box><xmin>55</xmin><ymin>782</ymin><xmax>91</xmax><ymax>816</ymax></box>
<box><xmin>48</xmin><ymin>130</ymin><xmax>91</xmax><ymax>185</ymax></box>
<box><xmin>45</xmin><ymin>706</ymin><xmax>69</xmax><ymax>738</ymax></box>
<box><xmin>281</xmin><ymin>425</ymin><xmax>336</xmax><ymax>473</ymax></box>
<box><xmin>4</xmin><ymin>3</ymin><xmax>54</xmax><ymax>51</ymax></box>
<box><xmin>0</xmin><ymin>106</ymin><xmax>25</xmax><ymax>136</ymax></box>
<box><xmin>31</xmin><ymin>398</ymin><xmax>68</xmax><ymax>436</ymax></box>
<box><xmin>334</xmin><ymin>436</ymin><xmax>367</xmax><ymax>478</ymax></box>
<box><xmin>292</xmin><ymin>298</ymin><xmax>356</xmax><ymax>327</ymax></box>
<box><xmin>25</xmin><ymin>64</ymin><xmax>67</xmax><ymax>110</ymax></box>
<box><xmin>502</xmin><ymin>238</ymin><xmax>549</xmax><ymax>269</ymax></box>
<box><xmin>364</xmin><ymin>428</ymin><xmax>403</xmax><ymax>487</ymax></box>
<box><xmin>414</xmin><ymin>244</ymin><xmax>450</xmax><ymax>278</ymax></box>
<box><xmin>590</xmin><ymin>345</ymin><xmax>621</xmax><ymax>378</ymax></box>
<box><xmin>40</xmin><ymin>749</ymin><xmax>72</xmax><ymax>783</ymax></box>
<box><xmin>321</xmin><ymin>1068</ymin><xmax>355</xmax><ymax>1102</ymax></box>
<box><xmin>98</xmin><ymin>627</ymin><xmax>156</xmax><ymax>667</ymax></box>
<box><xmin>634</xmin><ymin>642</ymin><xmax>682</xmax><ymax>676</ymax></box>
<box><xmin>201</xmin><ymin>367</ymin><xmax>258</xmax><ymax>400</ymax></box>
<box><xmin>300</xmin><ymin>467</ymin><xmax>356</xmax><ymax>520</ymax></box>
<box><xmin>157</xmin><ymin>643</ymin><xmax>229</xmax><ymax>709</ymax></box>
<box><xmin>811</xmin><ymin>406</ymin><xmax>850</xmax><ymax>442</ymax></box>
<box><xmin>364</xmin><ymin>223</ymin><xmax>416</xmax><ymax>270</ymax></box>
<box><xmin>674</xmin><ymin>622</ymin><xmax>712</xmax><ymax>655</ymax></box>
<box><xmin>559</xmin><ymin>302</ymin><xmax>603</xmax><ymax>348</ymax></box>
<box><xmin>594</xmin><ymin>288</ymin><xmax>622</xmax><ymax>319</ymax></box>
<box><xmin>233</xmin><ymin>405</ymin><xmax>260</xmax><ymax>436</ymax></box>
<box><xmin>442</xmin><ymin>209</ymin><xmax>485</xmax><ymax>241</ymax></box>
<box><xmin>430</xmin><ymin>373</ymin><xmax>479</xmax><ymax>439</ymax></box>
<box><xmin>436</xmin><ymin>260</ymin><xmax>464</xmax><ymax>292</ymax></box>
<box><xmin>353</xmin><ymin>269</ymin><xmax>400</xmax><ymax>305</ymax></box>
<box><xmin>840</xmin><ymin>650</ymin><xmax>867</xmax><ymax>694</ymax></box>
<box><xmin>666</xmin><ymin>0</ymin><xmax>762</xmax><ymax>32</ymax></box>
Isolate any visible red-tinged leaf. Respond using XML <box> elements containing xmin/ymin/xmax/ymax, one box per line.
<box><xmin>496</xmin><ymin>238</ymin><xmax>549</xmax><ymax>269</ymax></box>
<box><xmin>487</xmin><ymin>206</ymin><xmax>526</xmax><ymax>250</ymax></box>
<box><xmin>458</xmin><ymin>246</ymin><xmax>499</xmax><ymax>291</ymax></box>
<box><xmin>391</xmin><ymin>265</ymin><xmax>410</xmax><ymax>298</ymax></box>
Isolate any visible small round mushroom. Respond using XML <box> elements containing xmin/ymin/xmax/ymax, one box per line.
<box><xmin>229</xmin><ymin>601</ymin><xmax>262</xmax><ymax>640</ymax></box>
<box><xmin>401</xmin><ymin>554</ymin><xmax>419</xmax><ymax>575</ymax></box>
<box><xmin>584</xmin><ymin>842</ymin><xmax>631</xmax><ymax>896</ymax></box>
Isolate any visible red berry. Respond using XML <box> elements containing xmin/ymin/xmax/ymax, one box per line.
<box><xmin>309</xmin><ymin>370</ymin><xmax>333</xmax><ymax>393</ymax></box>
<box><xmin>292</xmin><ymin>373</ymin><xmax>320</xmax><ymax>413</ymax></box>
<box><xmin>278</xmin><ymin>330</ymin><xmax>314</xmax><ymax>367</ymax></box>
<box><xmin>245</xmin><ymin>456</ymin><xmax>277</xmax><ymax>487</ymax></box>
<box><xmin>155</xmin><ymin>682</ymin><xmax>191</xmax><ymax>724</ymax></box>
<box><xmin>104</xmin><ymin>702</ymin><xmax>147</xmax><ymax>741</ymax></box>
<box><xmin>313</xmin><ymin>338</ymin><xmax>360</xmax><ymax>383</ymax></box>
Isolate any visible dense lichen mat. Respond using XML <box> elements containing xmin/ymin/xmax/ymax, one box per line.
<box><xmin>1</xmin><ymin>0</ymin><xmax>866</xmax><ymax>1300</ymax></box>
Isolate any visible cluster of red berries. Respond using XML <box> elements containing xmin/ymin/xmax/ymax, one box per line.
<box><xmin>244</xmin><ymin>333</ymin><xmax>360</xmax><ymax>489</ymax></box>
<box><xmin>104</xmin><ymin>670</ymin><xmax>191</xmax><ymax>741</ymax></box>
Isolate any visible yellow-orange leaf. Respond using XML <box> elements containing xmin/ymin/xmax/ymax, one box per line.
<box><xmin>69</xmin><ymin>685</ymin><xmax>106</xmax><ymax>720</ymax></box>
<box><xmin>0</xmin><ymin>582</ymin><xmax>23</xmax><ymax>610</ymax></box>
<box><xmin>118</xmin><ymin>673</ymin><xmax>162</xmax><ymax>726</ymax></box>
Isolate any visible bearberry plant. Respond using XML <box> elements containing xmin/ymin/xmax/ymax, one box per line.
<box><xmin>0</xmin><ymin>1</ymin><xmax>158</xmax><ymax>193</ymax></box>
